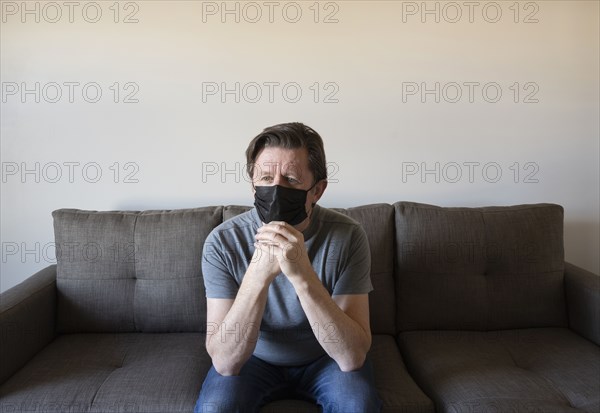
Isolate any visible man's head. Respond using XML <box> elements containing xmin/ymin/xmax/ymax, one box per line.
<box><xmin>246</xmin><ymin>122</ymin><xmax>328</xmax><ymax>229</ymax></box>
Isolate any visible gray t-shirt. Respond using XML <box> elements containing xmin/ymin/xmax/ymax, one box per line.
<box><xmin>202</xmin><ymin>204</ymin><xmax>373</xmax><ymax>366</ymax></box>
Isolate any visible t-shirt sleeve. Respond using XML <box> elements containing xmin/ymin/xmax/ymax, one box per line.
<box><xmin>202</xmin><ymin>231</ymin><xmax>239</xmax><ymax>299</ymax></box>
<box><xmin>332</xmin><ymin>224</ymin><xmax>373</xmax><ymax>296</ymax></box>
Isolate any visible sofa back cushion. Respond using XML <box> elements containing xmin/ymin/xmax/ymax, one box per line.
<box><xmin>394</xmin><ymin>202</ymin><xmax>567</xmax><ymax>331</ymax></box>
<box><xmin>53</xmin><ymin>207</ymin><xmax>223</xmax><ymax>333</ymax></box>
<box><xmin>332</xmin><ymin>204</ymin><xmax>396</xmax><ymax>335</ymax></box>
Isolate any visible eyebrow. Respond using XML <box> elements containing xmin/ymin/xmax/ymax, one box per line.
<box><xmin>259</xmin><ymin>172</ymin><xmax>301</xmax><ymax>179</ymax></box>
<box><xmin>258</xmin><ymin>162</ymin><xmax>304</xmax><ymax>179</ymax></box>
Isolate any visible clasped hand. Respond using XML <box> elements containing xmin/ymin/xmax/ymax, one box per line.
<box><xmin>253</xmin><ymin>221</ymin><xmax>312</xmax><ymax>283</ymax></box>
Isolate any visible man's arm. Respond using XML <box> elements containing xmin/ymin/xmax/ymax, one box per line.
<box><xmin>255</xmin><ymin>224</ymin><xmax>372</xmax><ymax>372</ymax></box>
<box><xmin>299</xmin><ymin>285</ymin><xmax>372</xmax><ymax>372</ymax></box>
<box><xmin>205</xmin><ymin>247</ymin><xmax>280</xmax><ymax>376</ymax></box>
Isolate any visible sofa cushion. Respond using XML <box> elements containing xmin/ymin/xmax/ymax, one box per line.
<box><xmin>53</xmin><ymin>210</ymin><xmax>138</xmax><ymax>332</ymax></box>
<box><xmin>369</xmin><ymin>335</ymin><xmax>434</xmax><ymax>413</ymax></box>
<box><xmin>0</xmin><ymin>333</ymin><xmax>209</xmax><ymax>413</ymax></box>
<box><xmin>224</xmin><ymin>204</ymin><xmax>396</xmax><ymax>335</ymax></box>
<box><xmin>260</xmin><ymin>335</ymin><xmax>433</xmax><ymax>412</ymax></box>
<box><xmin>0</xmin><ymin>333</ymin><xmax>433</xmax><ymax>413</ymax></box>
<box><xmin>333</xmin><ymin>204</ymin><xmax>396</xmax><ymax>335</ymax></box>
<box><xmin>52</xmin><ymin>207</ymin><xmax>223</xmax><ymax>333</ymax></box>
<box><xmin>394</xmin><ymin>202</ymin><xmax>567</xmax><ymax>331</ymax></box>
<box><xmin>261</xmin><ymin>400</ymin><xmax>320</xmax><ymax>412</ymax></box>
<box><xmin>398</xmin><ymin>328</ymin><xmax>600</xmax><ymax>413</ymax></box>
<box><xmin>223</xmin><ymin>205</ymin><xmax>252</xmax><ymax>221</ymax></box>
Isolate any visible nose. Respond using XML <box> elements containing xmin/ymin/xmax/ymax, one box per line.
<box><xmin>272</xmin><ymin>174</ymin><xmax>284</xmax><ymax>186</ymax></box>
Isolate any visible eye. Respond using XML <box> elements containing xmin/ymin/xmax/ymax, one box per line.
<box><xmin>286</xmin><ymin>177</ymin><xmax>299</xmax><ymax>184</ymax></box>
<box><xmin>260</xmin><ymin>176</ymin><xmax>273</xmax><ymax>182</ymax></box>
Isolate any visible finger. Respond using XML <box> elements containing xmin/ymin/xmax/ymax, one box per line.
<box><xmin>255</xmin><ymin>231</ymin><xmax>280</xmax><ymax>240</ymax></box>
<box><xmin>254</xmin><ymin>239</ymin><xmax>277</xmax><ymax>248</ymax></box>
<box><xmin>257</xmin><ymin>222</ymin><xmax>291</xmax><ymax>234</ymax></box>
<box><xmin>255</xmin><ymin>231</ymin><xmax>287</xmax><ymax>245</ymax></box>
<box><xmin>253</xmin><ymin>241</ymin><xmax>279</xmax><ymax>256</ymax></box>
<box><xmin>257</xmin><ymin>223</ymin><xmax>299</xmax><ymax>243</ymax></box>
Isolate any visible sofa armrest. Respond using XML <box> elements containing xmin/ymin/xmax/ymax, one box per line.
<box><xmin>0</xmin><ymin>265</ymin><xmax>57</xmax><ymax>385</ymax></box>
<box><xmin>564</xmin><ymin>261</ymin><xmax>600</xmax><ymax>346</ymax></box>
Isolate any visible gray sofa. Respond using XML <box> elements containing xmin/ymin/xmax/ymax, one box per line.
<box><xmin>1</xmin><ymin>202</ymin><xmax>598</xmax><ymax>413</ymax></box>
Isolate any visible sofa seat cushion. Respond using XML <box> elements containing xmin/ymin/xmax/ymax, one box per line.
<box><xmin>398</xmin><ymin>328</ymin><xmax>600</xmax><ymax>413</ymax></box>
<box><xmin>261</xmin><ymin>400</ymin><xmax>320</xmax><ymax>412</ymax></box>
<box><xmin>369</xmin><ymin>334</ymin><xmax>434</xmax><ymax>413</ymax></box>
<box><xmin>0</xmin><ymin>333</ymin><xmax>432</xmax><ymax>413</ymax></box>
<box><xmin>0</xmin><ymin>333</ymin><xmax>209</xmax><ymax>413</ymax></box>
<box><xmin>261</xmin><ymin>334</ymin><xmax>433</xmax><ymax>413</ymax></box>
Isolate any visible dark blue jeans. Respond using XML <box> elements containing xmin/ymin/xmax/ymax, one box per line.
<box><xmin>194</xmin><ymin>354</ymin><xmax>382</xmax><ymax>413</ymax></box>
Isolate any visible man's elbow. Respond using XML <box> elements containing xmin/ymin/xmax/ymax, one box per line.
<box><xmin>337</xmin><ymin>352</ymin><xmax>367</xmax><ymax>372</ymax></box>
<box><xmin>211</xmin><ymin>356</ymin><xmax>243</xmax><ymax>376</ymax></box>
<box><xmin>337</xmin><ymin>337</ymin><xmax>371</xmax><ymax>372</ymax></box>
<box><xmin>207</xmin><ymin>345</ymin><xmax>243</xmax><ymax>376</ymax></box>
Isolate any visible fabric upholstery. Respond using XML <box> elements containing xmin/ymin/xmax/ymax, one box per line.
<box><xmin>261</xmin><ymin>335</ymin><xmax>433</xmax><ymax>412</ymax></box>
<box><xmin>52</xmin><ymin>207</ymin><xmax>223</xmax><ymax>333</ymax></box>
<box><xmin>133</xmin><ymin>208</ymin><xmax>222</xmax><ymax>332</ymax></box>
<box><xmin>223</xmin><ymin>205</ymin><xmax>252</xmax><ymax>221</ymax></box>
<box><xmin>398</xmin><ymin>328</ymin><xmax>600</xmax><ymax>413</ymax></box>
<box><xmin>0</xmin><ymin>333</ymin><xmax>209</xmax><ymax>413</ymax></box>
<box><xmin>0</xmin><ymin>265</ymin><xmax>57</xmax><ymax>385</ymax></box>
<box><xmin>261</xmin><ymin>400</ymin><xmax>319</xmax><ymax>412</ymax></box>
<box><xmin>333</xmin><ymin>204</ymin><xmax>396</xmax><ymax>335</ymax></box>
<box><xmin>0</xmin><ymin>201</ymin><xmax>593</xmax><ymax>413</ymax></box>
<box><xmin>0</xmin><ymin>333</ymin><xmax>432</xmax><ymax>413</ymax></box>
<box><xmin>394</xmin><ymin>202</ymin><xmax>567</xmax><ymax>331</ymax></box>
<box><xmin>369</xmin><ymin>335</ymin><xmax>434</xmax><ymax>413</ymax></box>
<box><xmin>53</xmin><ymin>209</ymin><xmax>138</xmax><ymax>332</ymax></box>
<box><xmin>565</xmin><ymin>262</ymin><xmax>600</xmax><ymax>346</ymax></box>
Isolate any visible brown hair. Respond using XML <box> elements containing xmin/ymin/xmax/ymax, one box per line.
<box><xmin>245</xmin><ymin>122</ymin><xmax>327</xmax><ymax>185</ymax></box>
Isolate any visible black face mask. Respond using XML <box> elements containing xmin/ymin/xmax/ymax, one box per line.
<box><xmin>254</xmin><ymin>184</ymin><xmax>316</xmax><ymax>225</ymax></box>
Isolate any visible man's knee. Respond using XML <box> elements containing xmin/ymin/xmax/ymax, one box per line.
<box><xmin>313</xmin><ymin>359</ymin><xmax>382</xmax><ymax>413</ymax></box>
<box><xmin>195</xmin><ymin>368</ymin><xmax>260</xmax><ymax>413</ymax></box>
<box><xmin>321</xmin><ymin>379</ymin><xmax>381</xmax><ymax>413</ymax></box>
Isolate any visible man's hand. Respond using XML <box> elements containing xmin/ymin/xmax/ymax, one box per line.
<box><xmin>254</xmin><ymin>221</ymin><xmax>315</xmax><ymax>283</ymax></box>
<box><xmin>255</xmin><ymin>221</ymin><xmax>372</xmax><ymax>372</ymax></box>
<box><xmin>250</xmin><ymin>239</ymin><xmax>282</xmax><ymax>285</ymax></box>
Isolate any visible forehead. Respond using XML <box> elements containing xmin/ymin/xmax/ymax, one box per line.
<box><xmin>254</xmin><ymin>146</ymin><xmax>310</xmax><ymax>175</ymax></box>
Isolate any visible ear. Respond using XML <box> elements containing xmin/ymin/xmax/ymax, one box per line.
<box><xmin>312</xmin><ymin>180</ymin><xmax>328</xmax><ymax>203</ymax></box>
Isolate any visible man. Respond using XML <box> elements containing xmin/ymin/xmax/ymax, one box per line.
<box><xmin>195</xmin><ymin>122</ymin><xmax>382</xmax><ymax>413</ymax></box>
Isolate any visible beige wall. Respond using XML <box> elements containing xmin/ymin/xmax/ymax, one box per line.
<box><xmin>1</xmin><ymin>1</ymin><xmax>598</xmax><ymax>291</ymax></box>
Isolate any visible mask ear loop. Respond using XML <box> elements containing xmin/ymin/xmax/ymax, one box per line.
<box><xmin>308</xmin><ymin>179</ymin><xmax>320</xmax><ymax>208</ymax></box>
